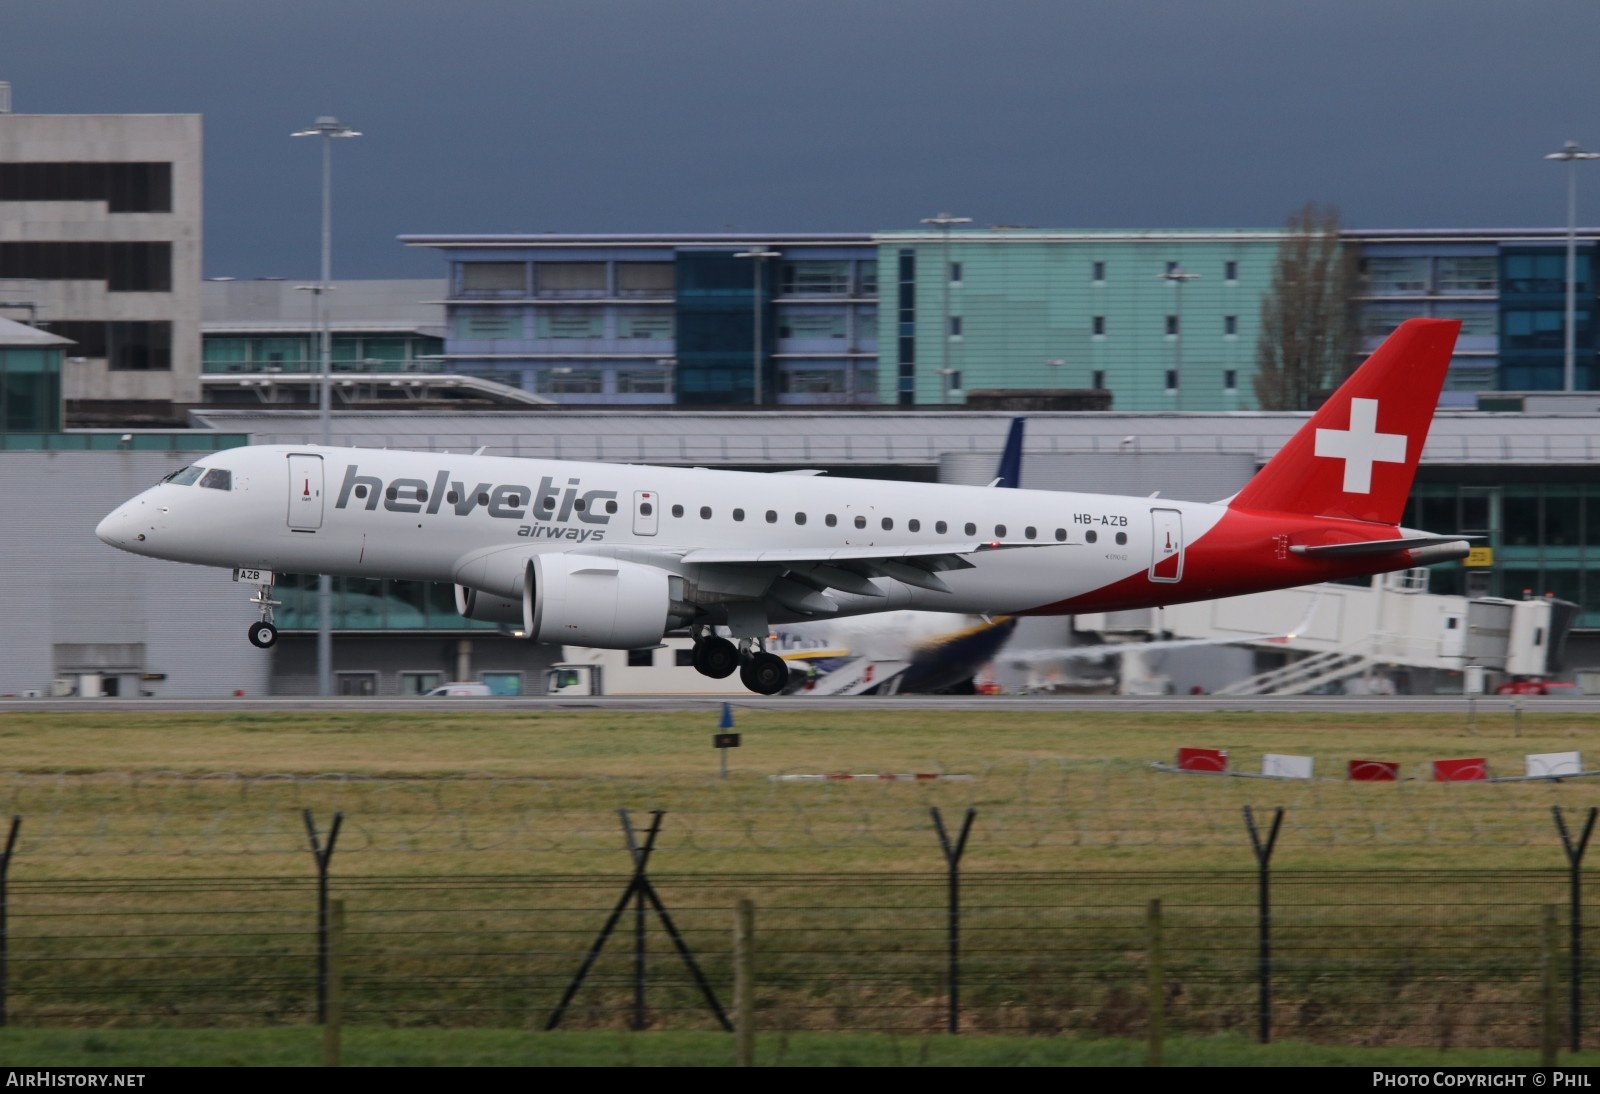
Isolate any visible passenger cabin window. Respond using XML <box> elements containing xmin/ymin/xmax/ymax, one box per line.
<box><xmin>1025</xmin><ymin>526</ymin><xmax>1037</xmax><ymax>539</ymax></box>
<box><xmin>700</xmin><ymin>506</ymin><xmax>712</xmax><ymax>519</ymax></box>
<box><xmin>1055</xmin><ymin>528</ymin><xmax>1067</xmax><ymax>541</ymax></box>
<box><xmin>908</xmin><ymin>519</ymin><xmax>921</xmax><ymax>532</ymax></box>
<box><xmin>995</xmin><ymin>524</ymin><xmax>1007</xmax><ymax>537</ymax></box>
<box><xmin>766</xmin><ymin>510</ymin><xmax>778</xmax><ymax>523</ymax></box>
<box><xmin>199</xmin><ymin>468</ymin><xmax>232</xmax><ymax>491</ymax></box>
<box><xmin>935</xmin><ymin>521</ymin><xmax>947</xmax><ymax>534</ymax></box>
<box><xmin>1086</xmin><ymin>530</ymin><xmax>1098</xmax><ymax>543</ymax></box>
<box><xmin>672</xmin><ymin>504</ymin><xmax>684</xmax><ymax>518</ymax></box>
<box><xmin>164</xmin><ymin>466</ymin><xmax>204</xmax><ymax>486</ymax></box>
<box><xmin>733</xmin><ymin>508</ymin><xmax>745</xmax><ymax>521</ymax></box>
<box><xmin>881</xmin><ymin>517</ymin><xmax>894</xmax><ymax>530</ymax></box>
<box><xmin>964</xmin><ymin>522</ymin><xmax>976</xmax><ymax>536</ymax></box>
<box><xmin>795</xmin><ymin>512</ymin><xmax>807</xmax><ymax>525</ymax></box>
<box><xmin>854</xmin><ymin>516</ymin><xmax>867</xmax><ymax>529</ymax></box>
<box><xmin>825</xmin><ymin>514</ymin><xmax>837</xmax><ymax>527</ymax></box>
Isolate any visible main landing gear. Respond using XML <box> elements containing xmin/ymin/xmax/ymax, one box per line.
<box><xmin>246</xmin><ymin>573</ymin><xmax>280</xmax><ymax>649</ymax></box>
<box><xmin>691</xmin><ymin>629</ymin><xmax>789</xmax><ymax>695</ymax></box>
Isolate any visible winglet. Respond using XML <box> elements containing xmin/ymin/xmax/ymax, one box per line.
<box><xmin>1229</xmin><ymin>318</ymin><xmax>1459</xmax><ymax>525</ymax></box>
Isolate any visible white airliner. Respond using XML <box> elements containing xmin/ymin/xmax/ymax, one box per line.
<box><xmin>97</xmin><ymin>319</ymin><xmax>1471</xmax><ymax>695</ymax></box>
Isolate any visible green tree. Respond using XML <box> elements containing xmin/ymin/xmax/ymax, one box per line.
<box><xmin>1253</xmin><ymin>203</ymin><xmax>1359</xmax><ymax>410</ymax></box>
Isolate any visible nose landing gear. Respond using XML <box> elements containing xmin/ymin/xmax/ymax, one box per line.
<box><xmin>244</xmin><ymin>571</ymin><xmax>280</xmax><ymax>649</ymax></box>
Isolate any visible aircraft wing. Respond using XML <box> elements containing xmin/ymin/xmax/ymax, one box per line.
<box><xmin>667</xmin><ymin>540</ymin><xmax>1045</xmax><ymax>602</ymax></box>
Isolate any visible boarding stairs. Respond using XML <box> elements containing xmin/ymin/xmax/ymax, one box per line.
<box><xmin>801</xmin><ymin>657</ymin><xmax>911</xmax><ymax>696</ymax></box>
<box><xmin>1210</xmin><ymin>643</ymin><xmax>1379</xmax><ymax>697</ymax></box>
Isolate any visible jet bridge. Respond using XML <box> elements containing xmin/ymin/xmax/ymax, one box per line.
<box><xmin>1072</xmin><ymin>570</ymin><xmax>1576</xmax><ymax>696</ymax></box>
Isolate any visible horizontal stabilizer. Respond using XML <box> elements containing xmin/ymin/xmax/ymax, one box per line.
<box><xmin>1290</xmin><ymin>535</ymin><xmax>1480</xmax><ymax>558</ymax></box>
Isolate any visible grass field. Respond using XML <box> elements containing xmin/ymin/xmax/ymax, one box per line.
<box><xmin>0</xmin><ymin>706</ymin><xmax>1596</xmax><ymax>1058</ymax></box>
<box><xmin>3</xmin><ymin>1027</ymin><xmax>1597</xmax><ymax>1067</ymax></box>
<box><xmin>0</xmin><ymin>706</ymin><xmax>1595</xmax><ymax>875</ymax></box>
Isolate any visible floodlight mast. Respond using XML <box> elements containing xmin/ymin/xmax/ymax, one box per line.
<box><xmin>292</xmin><ymin>115</ymin><xmax>361</xmax><ymax>697</ymax></box>
<box><xmin>1545</xmin><ymin>140</ymin><xmax>1599</xmax><ymax>392</ymax></box>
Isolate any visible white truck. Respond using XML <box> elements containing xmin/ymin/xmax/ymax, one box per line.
<box><xmin>543</xmin><ymin>638</ymin><xmax>756</xmax><ymax>697</ymax></box>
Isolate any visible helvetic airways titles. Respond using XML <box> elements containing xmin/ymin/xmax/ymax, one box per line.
<box><xmin>336</xmin><ymin>464</ymin><xmax>615</xmax><ymax>541</ymax></box>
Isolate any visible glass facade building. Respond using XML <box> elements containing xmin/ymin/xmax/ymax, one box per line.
<box><xmin>403</xmin><ymin>228</ymin><xmax>1600</xmax><ymax>409</ymax></box>
<box><xmin>400</xmin><ymin>234</ymin><xmax>879</xmax><ymax>405</ymax></box>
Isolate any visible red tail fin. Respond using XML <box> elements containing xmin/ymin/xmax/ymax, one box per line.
<box><xmin>1230</xmin><ymin>318</ymin><xmax>1459</xmax><ymax>524</ymax></box>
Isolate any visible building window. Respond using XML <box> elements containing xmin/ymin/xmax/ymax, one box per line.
<box><xmin>0</xmin><ymin>242</ymin><xmax>171</xmax><ymax>292</ymax></box>
<box><xmin>618</xmin><ymin>312</ymin><xmax>674</xmax><ymax>339</ymax></box>
<box><xmin>1092</xmin><ymin>261</ymin><xmax>1106</xmax><ymax>282</ymax></box>
<box><xmin>458</xmin><ymin>262</ymin><xmax>526</xmax><ymax>294</ymax></box>
<box><xmin>1165</xmin><ymin>261</ymin><xmax>1179</xmax><ymax>274</ymax></box>
<box><xmin>1436</xmin><ymin>256</ymin><xmax>1497</xmax><ymax>293</ymax></box>
<box><xmin>456</xmin><ymin>313</ymin><xmax>519</xmax><ymax>340</ymax></box>
<box><xmin>535</xmin><ymin>262</ymin><xmax>606</xmax><ymax>296</ymax></box>
<box><xmin>949</xmin><ymin>262</ymin><xmax>962</xmax><ymax>284</ymax></box>
<box><xmin>537</xmin><ymin>310</ymin><xmax>603</xmax><ymax>339</ymax></box>
<box><xmin>1092</xmin><ymin>315</ymin><xmax>1105</xmax><ymax>336</ymax></box>
<box><xmin>1224</xmin><ymin>370</ymin><xmax>1237</xmax><ymax>391</ymax></box>
<box><xmin>857</xmin><ymin>260</ymin><xmax>879</xmax><ymax>295</ymax></box>
<box><xmin>780</xmin><ymin>261</ymin><xmax>850</xmax><ymax>295</ymax></box>
<box><xmin>1364</xmin><ymin>256</ymin><xmax>1430</xmax><ymax>294</ymax></box>
<box><xmin>1224</xmin><ymin>315</ymin><xmax>1238</xmax><ymax>336</ymax></box>
<box><xmin>777</xmin><ymin>310</ymin><xmax>847</xmax><ymax>340</ymax></box>
<box><xmin>627</xmin><ymin>648</ymin><xmax>654</xmax><ymax>667</ymax></box>
<box><xmin>1165</xmin><ymin>315</ymin><xmax>1179</xmax><ymax>336</ymax></box>
<box><xmin>1224</xmin><ymin>260</ymin><xmax>1238</xmax><ymax>282</ymax></box>
<box><xmin>616</xmin><ymin>262</ymin><xmax>674</xmax><ymax>296</ymax></box>
<box><xmin>1166</xmin><ymin>370</ymin><xmax>1178</xmax><ymax>391</ymax></box>
<box><xmin>1092</xmin><ymin>370</ymin><xmax>1106</xmax><ymax>389</ymax></box>
<box><xmin>0</xmin><ymin>162</ymin><xmax>172</xmax><ymax>213</ymax></box>
<box><xmin>949</xmin><ymin>316</ymin><xmax>962</xmax><ymax>338</ymax></box>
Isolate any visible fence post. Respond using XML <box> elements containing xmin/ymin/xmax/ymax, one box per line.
<box><xmin>622</xmin><ymin>811</ymin><xmax>649</xmax><ymax>1031</ymax></box>
<box><xmin>303</xmin><ymin>809</ymin><xmax>343</xmax><ymax>1025</ymax></box>
<box><xmin>324</xmin><ymin>898</ymin><xmax>345</xmax><ymax>1068</ymax></box>
<box><xmin>734</xmin><ymin>898</ymin><xmax>755</xmax><ymax>1068</ymax></box>
<box><xmin>0</xmin><ymin>816</ymin><xmax>19</xmax><ymax>1029</ymax></box>
<box><xmin>1543</xmin><ymin>904</ymin><xmax>1560</xmax><ymax>1067</ymax></box>
<box><xmin>1553</xmin><ymin>805</ymin><xmax>1597</xmax><ymax>1052</ymax></box>
<box><xmin>1243</xmin><ymin>805</ymin><xmax>1284</xmax><ymax>1045</ymax></box>
<box><xmin>931</xmin><ymin>806</ymin><xmax>976</xmax><ymax>1035</ymax></box>
<box><xmin>1147</xmin><ymin>897</ymin><xmax>1164</xmax><ymax>1068</ymax></box>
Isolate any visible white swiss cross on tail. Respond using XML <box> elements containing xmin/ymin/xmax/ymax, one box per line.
<box><xmin>1313</xmin><ymin>398</ymin><xmax>1408</xmax><ymax>494</ymax></box>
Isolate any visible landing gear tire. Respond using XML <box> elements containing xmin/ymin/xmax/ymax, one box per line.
<box><xmin>248</xmin><ymin>621</ymin><xmax>279</xmax><ymax>649</ymax></box>
<box><xmin>693</xmin><ymin>636</ymin><xmax>740</xmax><ymax>679</ymax></box>
<box><xmin>740</xmin><ymin>651</ymin><xmax>790</xmax><ymax>696</ymax></box>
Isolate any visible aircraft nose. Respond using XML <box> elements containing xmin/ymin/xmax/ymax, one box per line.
<box><xmin>96</xmin><ymin>503</ymin><xmax>142</xmax><ymax>549</ymax></box>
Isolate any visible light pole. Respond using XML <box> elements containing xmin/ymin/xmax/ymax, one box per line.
<box><xmin>293</xmin><ymin>115</ymin><xmax>360</xmax><ymax>698</ymax></box>
<box><xmin>733</xmin><ymin>247</ymin><xmax>780</xmax><ymax>405</ymax></box>
<box><xmin>922</xmin><ymin>213</ymin><xmax>971</xmax><ymax>404</ymax></box>
<box><xmin>1545</xmin><ymin>140</ymin><xmax>1598</xmax><ymax>391</ymax></box>
<box><xmin>1158</xmin><ymin>265</ymin><xmax>1199</xmax><ymax>409</ymax></box>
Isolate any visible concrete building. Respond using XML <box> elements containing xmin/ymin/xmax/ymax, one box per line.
<box><xmin>0</xmin><ymin>101</ymin><xmax>202</xmax><ymax>426</ymax></box>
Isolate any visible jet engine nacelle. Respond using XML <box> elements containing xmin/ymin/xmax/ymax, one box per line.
<box><xmin>523</xmin><ymin>554</ymin><xmax>671</xmax><ymax>649</ymax></box>
<box><xmin>454</xmin><ymin>584</ymin><xmax>524</xmax><ymax>624</ymax></box>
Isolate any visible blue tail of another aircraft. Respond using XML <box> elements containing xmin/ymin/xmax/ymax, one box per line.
<box><xmin>993</xmin><ymin>417</ymin><xmax>1025</xmax><ymax>489</ymax></box>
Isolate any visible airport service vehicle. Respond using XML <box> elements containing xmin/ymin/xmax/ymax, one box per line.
<box><xmin>422</xmin><ymin>682</ymin><xmax>492</xmax><ymax>697</ymax></box>
<box><xmin>96</xmin><ymin>320</ymin><xmax>1471</xmax><ymax>696</ymax></box>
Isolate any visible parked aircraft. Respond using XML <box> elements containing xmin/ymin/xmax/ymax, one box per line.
<box><xmin>97</xmin><ymin>319</ymin><xmax>1468</xmax><ymax>695</ymax></box>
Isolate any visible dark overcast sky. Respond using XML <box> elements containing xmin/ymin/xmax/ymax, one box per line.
<box><xmin>4</xmin><ymin>0</ymin><xmax>1598</xmax><ymax>279</ymax></box>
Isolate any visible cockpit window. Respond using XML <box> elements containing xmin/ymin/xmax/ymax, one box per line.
<box><xmin>163</xmin><ymin>466</ymin><xmax>204</xmax><ymax>486</ymax></box>
<box><xmin>199</xmin><ymin>468</ymin><xmax>233</xmax><ymax>491</ymax></box>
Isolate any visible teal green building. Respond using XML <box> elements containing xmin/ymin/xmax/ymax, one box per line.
<box><xmin>877</xmin><ymin>229</ymin><xmax>1283</xmax><ymax>410</ymax></box>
